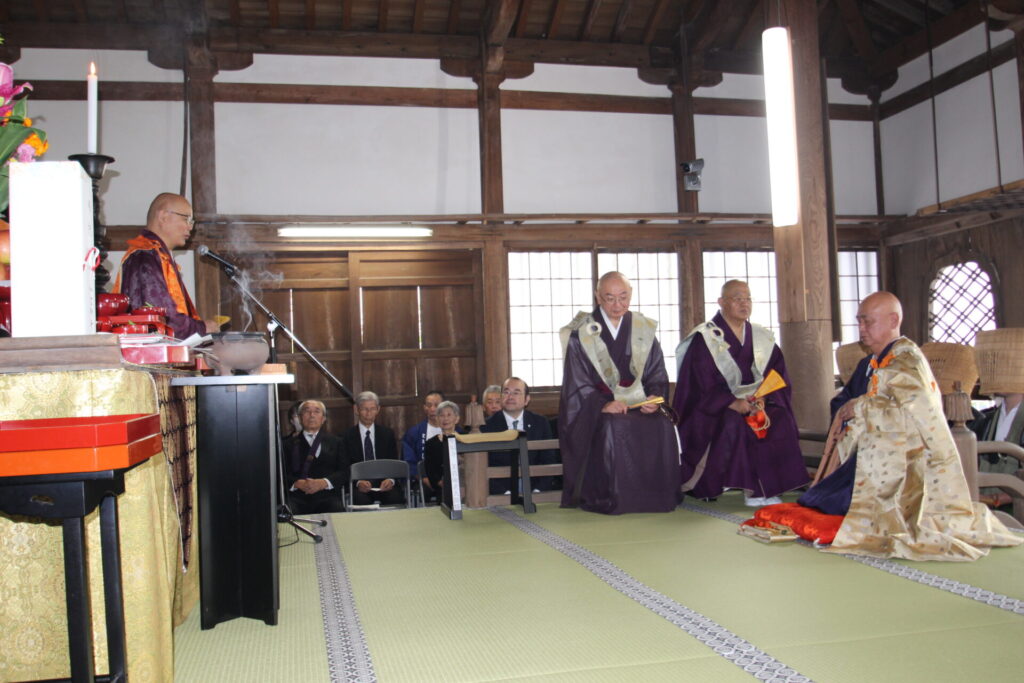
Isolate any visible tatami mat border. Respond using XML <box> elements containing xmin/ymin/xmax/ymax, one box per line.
<box><xmin>314</xmin><ymin>515</ymin><xmax>378</xmax><ymax>683</ymax></box>
<box><xmin>678</xmin><ymin>501</ymin><xmax>1024</xmax><ymax>615</ymax></box>
<box><xmin>488</xmin><ymin>506</ymin><xmax>813</xmax><ymax>682</ymax></box>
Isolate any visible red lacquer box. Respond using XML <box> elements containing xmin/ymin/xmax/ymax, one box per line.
<box><xmin>0</xmin><ymin>413</ymin><xmax>162</xmax><ymax>476</ymax></box>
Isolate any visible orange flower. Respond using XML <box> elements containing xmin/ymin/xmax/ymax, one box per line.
<box><xmin>24</xmin><ymin>133</ymin><xmax>47</xmax><ymax>156</ymax></box>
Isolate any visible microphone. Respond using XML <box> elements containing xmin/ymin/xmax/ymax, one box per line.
<box><xmin>197</xmin><ymin>245</ymin><xmax>238</xmax><ymax>274</ymax></box>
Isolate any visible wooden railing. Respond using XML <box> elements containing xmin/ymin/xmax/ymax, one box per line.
<box><xmin>463</xmin><ymin>438</ymin><xmax>563</xmax><ymax>508</ymax></box>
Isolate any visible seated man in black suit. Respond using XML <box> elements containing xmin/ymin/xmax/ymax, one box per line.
<box><xmin>283</xmin><ymin>399</ymin><xmax>348</xmax><ymax>514</ymax></box>
<box><xmin>342</xmin><ymin>390</ymin><xmax>404</xmax><ymax>506</ymax></box>
<box><xmin>480</xmin><ymin>377</ymin><xmax>557</xmax><ymax>494</ymax></box>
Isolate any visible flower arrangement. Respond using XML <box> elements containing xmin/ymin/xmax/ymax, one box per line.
<box><xmin>0</xmin><ymin>60</ymin><xmax>48</xmax><ymax>213</ymax></box>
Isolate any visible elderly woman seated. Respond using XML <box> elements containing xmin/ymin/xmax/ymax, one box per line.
<box><xmin>422</xmin><ymin>400</ymin><xmax>462</xmax><ymax>504</ymax></box>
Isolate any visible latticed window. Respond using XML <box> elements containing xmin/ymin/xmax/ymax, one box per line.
<box><xmin>703</xmin><ymin>251</ymin><xmax>779</xmax><ymax>336</ymax></box>
<box><xmin>508</xmin><ymin>251</ymin><xmax>680</xmax><ymax>387</ymax></box>
<box><xmin>928</xmin><ymin>261</ymin><xmax>997</xmax><ymax>343</ymax></box>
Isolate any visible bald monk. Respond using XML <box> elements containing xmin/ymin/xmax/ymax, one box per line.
<box><xmin>673</xmin><ymin>279</ymin><xmax>808</xmax><ymax>506</ymax></box>
<box><xmin>799</xmin><ymin>292</ymin><xmax>1021</xmax><ymax>560</ymax></box>
<box><xmin>558</xmin><ymin>271</ymin><xmax>681</xmax><ymax>514</ymax></box>
<box><xmin>114</xmin><ymin>193</ymin><xmax>220</xmax><ymax>339</ymax></box>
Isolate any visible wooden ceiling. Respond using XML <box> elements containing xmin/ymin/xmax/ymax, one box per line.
<box><xmin>1</xmin><ymin>1</ymin><xmax>1017</xmax><ymax>95</ymax></box>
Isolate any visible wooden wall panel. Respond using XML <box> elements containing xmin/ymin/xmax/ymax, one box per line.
<box><xmin>419</xmin><ymin>285</ymin><xmax>476</xmax><ymax>349</ymax></box>
<box><xmin>362</xmin><ymin>288</ymin><xmax>419</xmax><ymax>349</ymax></box>
<box><xmin>889</xmin><ymin>215</ymin><xmax>1024</xmax><ymax>342</ymax></box>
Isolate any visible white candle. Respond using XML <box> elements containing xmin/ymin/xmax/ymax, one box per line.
<box><xmin>87</xmin><ymin>62</ymin><xmax>98</xmax><ymax>154</ymax></box>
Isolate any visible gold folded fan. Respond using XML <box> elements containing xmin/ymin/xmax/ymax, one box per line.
<box><xmin>753</xmin><ymin>369</ymin><xmax>787</xmax><ymax>398</ymax></box>
<box><xmin>628</xmin><ymin>396</ymin><xmax>664</xmax><ymax>409</ymax></box>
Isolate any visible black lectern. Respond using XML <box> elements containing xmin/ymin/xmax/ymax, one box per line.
<box><xmin>171</xmin><ymin>373</ymin><xmax>293</xmax><ymax>629</ymax></box>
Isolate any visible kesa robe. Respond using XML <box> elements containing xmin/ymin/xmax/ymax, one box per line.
<box><xmin>558</xmin><ymin>309</ymin><xmax>680</xmax><ymax>514</ymax></box>
<box><xmin>820</xmin><ymin>337</ymin><xmax>1022</xmax><ymax>561</ymax></box>
<box><xmin>673</xmin><ymin>313</ymin><xmax>808</xmax><ymax>499</ymax></box>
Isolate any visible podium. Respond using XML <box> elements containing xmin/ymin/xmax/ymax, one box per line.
<box><xmin>171</xmin><ymin>374</ymin><xmax>293</xmax><ymax>629</ymax></box>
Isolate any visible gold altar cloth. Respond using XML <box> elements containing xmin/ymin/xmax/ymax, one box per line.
<box><xmin>0</xmin><ymin>367</ymin><xmax>198</xmax><ymax>682</ymax></box>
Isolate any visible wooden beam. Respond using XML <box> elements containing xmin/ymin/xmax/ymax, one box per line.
<box><xmin>378</xmin><ymin>0</ymin><xmax>389</xmax><ymax>32</ymax></box>
<box><xmin>836</xmin><ymin>0</ymin><xmax>877</xmax><ymax>61</ymax></box>
<box><xmin>306</xmin><ymin>0</ymin><xmax>317</xmax><ymax>31</ymax></box>
<box><xmin>514</xmin><ymin>0</ymin><xmax>534</xmax><ymax>38</ymax></box>
<box><xmin>269</xmin><ymin>0</ymin><xmax>280</xmax><ymax>29</ymax></box>
<box><xmin>448</xmin><ymin>0</ymin><xmax>462</xmax><ymax>34</ymax></box>
<box><xmin>643</xmin><ymin>0</ymin><xmax>671</xmax><ymax>45</ymax></box>
<box><xmin>3</xmin><ymin>21</ymin><xmax>177</xmax><ymax>50</ymax></box>
<box><xmin>342</xmin><ymin>0</ymin><xmax>352</xmax><ymax>30</ymax></box>
<box><xmin>882</xmin><ymin>208</ymin><xmax>1024</xmax><ymax>246</ymax></box>
<box><xmin>27</xmin><ymin>77</ymin><xmax>872</xmax><ymax>121</ymax></box>
<box><xmin>485</xmin><ymin>0</ymin><xmax>520</xmax><ymax>46</ymax></box>
<box><xmin>71</xmin><ymin>0</ymin><xmax>88</xmax><ymax>22</ymax></box>
<box><xmin>482</xmin><ymin>237</ymin><xmax>511</xmax><ymax>384</ymax></box>
<box><xmin>547</xmin><ymin>0</ymin><xmax>567</xmax><ymax>40</ymax></box>
<box><xmin>870</xmin><ymin>2</ymin><xmax>985</xmax><ymax>76</ymax></box>
<box><xmin>229</xmin><ymin>0</ymin><xmax>240</xmax><ymax>26</ymax></box>
<box><xmin>412</xmin><ymin>0</ymin><xmax>425</xmax><ymax>33</ymax></box>
<box><xmin>32</xmin><ymin>0</ymin><xmax>48</xmax><ymax>22</ymax></box>
<box><xmin>580</xmin><ymin>0</ymin><xmax>603</xmax><ymax>41</ymax></box>
<box><xmin>879</xmin><ymin>38</ymin><xmax>1015</xmax><ymax>119</ymax></box>
<box><xmin>612</xmin><ymin>0</ymin><xmax>635</xmax><ymax>42</ymax></box>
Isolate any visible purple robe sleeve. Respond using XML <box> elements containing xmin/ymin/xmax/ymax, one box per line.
<box><xmin>119</xmin><ymin>250</ymin><xmax>207</xmax><ymax>339</ymax></box>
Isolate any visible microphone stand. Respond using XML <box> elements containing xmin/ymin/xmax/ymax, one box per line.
<box><xmin>213</xmin><ymin>260</ymin><xmax>349</xmax><ymax>542</ymax></box>
<box><xmin>218</xmin><ymin>262</ymin><xmax>354</xmax><ymax>401</ymax></box>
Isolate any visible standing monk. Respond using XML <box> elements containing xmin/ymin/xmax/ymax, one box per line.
<box><xmin>558</xmin><ymin>271</ymin><xmax>680</xmax><ymax>514</ymax></box>
<box><xmin>673</xmin><ymin>279</ymin><xmax>808</xmax><ymax>506</ymax></box>
<box><xmin>114</xmin><ymin>193</ymin><xmax>220</xmax><ymax>339</ymax></box>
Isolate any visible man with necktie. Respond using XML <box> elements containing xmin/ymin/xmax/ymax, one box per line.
<box><xmin>342</xmin><ymin>391</ymin><xmax>403</xmax><ymax>506</ymax></box>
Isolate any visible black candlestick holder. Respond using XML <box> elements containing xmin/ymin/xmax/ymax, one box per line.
<box><xmin>69</xmin><ymin>153</ymin><xmax>115</xmax><ymax>294</ymax></box>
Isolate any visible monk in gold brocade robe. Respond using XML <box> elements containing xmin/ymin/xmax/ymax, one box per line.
<box><xmin>800</xmin><ymin>292</ymin><xmax>1021</xmax><ymax>561</ymax></box>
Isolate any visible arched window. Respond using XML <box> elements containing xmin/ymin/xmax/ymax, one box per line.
<box><xmin>928</xmin><ymin>260</ymin><xmax>997</xmax><ymax>343</ymax></box>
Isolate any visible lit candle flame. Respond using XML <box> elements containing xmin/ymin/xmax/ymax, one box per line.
<box><xmin>89</xmin><ymin>62</ymin><xmax>96</xmax><ymax>76</ymax></box>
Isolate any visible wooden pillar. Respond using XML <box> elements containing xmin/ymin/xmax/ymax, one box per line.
<box><xmin>670</xmin><ymin>83</ymin><xmax>699</xmax><ymax>213</ymax></box>
<box><xmin>869</xmin><ymin>88</ymin><xmax>886</xmax><ymax>216</ymax></box>
<box><xmin>1017</xmin><ymin>30</ymin><xmax>1024</xmax><ymax>168</ymax></box>
<box><xmin>678</xmin><ymin>240</ymin><xmax>704</xmax><ymax>333</ymax></box>
<box><xmin>773</xmin><ymin>0</ymin><xmax>834</xmax><ymax>432</ymax></box>
<box><xmin>482</xmin><ymin>236</ymin><xmax>510</xmax><ymax>383</ymax></box>
<box><xmin>185</xmin><ymin>39</ymin><xmax>221</xmax><ymax>323</ymax></box>
<box><xmin>475</xmin><ymin>69</ymin><xmax>505</xmax><ymax>215</ymax></box>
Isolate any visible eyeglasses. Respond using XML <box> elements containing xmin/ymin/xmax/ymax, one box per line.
<box><xmin>167</xmin><ymin>210</ymin><xmax>195</xmax><ymax>226</ymax></box>
<box><xmin>600</xmin><ymin>294</ymin><xmax>631</xmax><ymax>305</ymax></box>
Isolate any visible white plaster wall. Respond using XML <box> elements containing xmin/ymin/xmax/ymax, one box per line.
<box><xmin>27</xmin><ymin>99</ymin><xmax>186</xmax><ymax>226</ymax></box>
<box><xmin>880</xmin><ymin>24</ymin><xmax>1022</xmax><ymax>215</ymax></box>
<box><xmin>12</xmin><ymin>48</ymin><xmax>183</xmax><ymax>81</ymax></box>
<box><xmin>692</xmin><ymin>114</ymin><xmax>770</xmax><ymax>214</ymax></box>
<box><xmin>504</xmin><ymin>63</ymin><xmax>668</xmax><ymax>96</ymax></box>
<box><xmin>216</xmin><ymin>55</ymin><xmax>472</xmax><ymax>88</ymax></box>
<box><xmin>830</xmin><ymin>120</ymin><xmax>877</xmax><ymax>215</ymax></box>
<box><xmin>215</xmin><ymin>103</ymin><xmax>481</xmax><ymax>215</ymax></box>
<box><xmin>502</xmin><ymin>109</ymin><xmax>676</xmax><ymax>213</ymax></box>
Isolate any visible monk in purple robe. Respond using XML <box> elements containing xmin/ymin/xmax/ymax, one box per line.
<box><xmin>558</xmin><ymin>272</ymin><xmax>681</xmax><ymax>514</ymax></box>
<box><xmin>673</xmin><ymin>280</ymin><xmax>808</xmax><ymax>505</ymax></box>
<box><xmin>114</xmin><ymin>193</ymin><xmax>219</xmax><ymax>339</ymax></box>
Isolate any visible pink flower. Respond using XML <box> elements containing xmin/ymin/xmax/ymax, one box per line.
<box><xmin>15</xmin><ymin>142</ymin><xmax>35</xmax><ymax>162</ymax></box>
<box><xmin>0</xmin><ymin>63</ymin><xmax>32</xmax><ymax>117</ymax></box>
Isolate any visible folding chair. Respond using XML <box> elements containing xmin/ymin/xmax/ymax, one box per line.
<box><xmin>348</xmin><ymin>459</ymin><xmax>412</xmax><ymax>509</ymax></box>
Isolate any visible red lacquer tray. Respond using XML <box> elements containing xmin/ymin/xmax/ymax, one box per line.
<box><xmin>0</xmin><ymin>413</ymin><xmax>162</xmax><ymax>476</ymax></box>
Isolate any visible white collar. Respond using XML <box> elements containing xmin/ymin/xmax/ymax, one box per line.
<box><xmin>599</xmin><ymin>308</ymin><xmax>622</xmax><ymax>340</ymax></box>
<box><xmin>359</xmin><ymin>423</ymin><xmax>374</xmax><ymax>437</ymax></box>
<box><xmin>503</xmin><ymin>410</ymin><xmax>524</xmax><ymax>428</ymax></box>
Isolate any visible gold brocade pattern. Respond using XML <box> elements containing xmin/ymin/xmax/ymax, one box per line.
<box><xmin>830</xmin><ymin>339</ymin><xmax>1023</xmax><ymax>561</ymax></box>
<box><xmin>0</xmin><ymin>368</ymin><xmax>198</xmax><ymax>682</ymax></box>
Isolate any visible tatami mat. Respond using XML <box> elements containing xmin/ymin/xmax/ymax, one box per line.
<box><xmin>173</xmin><ymin>527</ymin><xmax>331</xmax><ymax>682</ymax></box>
<box><xmin>174</xmin><ymin>497</ymin><xmax>1024</xmax><ymax>682</ymax></box>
